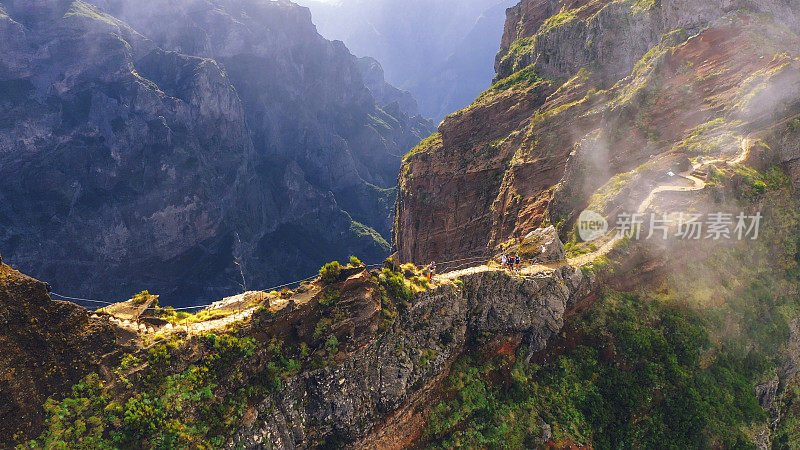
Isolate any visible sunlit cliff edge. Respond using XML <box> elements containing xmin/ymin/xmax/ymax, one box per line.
<box><xmin>5</xmin><ymin>0</ymin><xmax>800</xmax><ymax>448</ymax></box>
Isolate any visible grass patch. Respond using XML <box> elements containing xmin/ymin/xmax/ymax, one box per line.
<box><xmin>403</xmin><ymin>133</ymin><xmax>442</xmax><ymax>163</ymax></box>
<box><xmin>485</xmin><ymin>66</ymin><xmax>544</xmax><ymax>94</ymax></box>
<box><xmin>350</xmin><ymin>220</ymin><xmax>390</xmax><ymax>250</ymax></box>
<box><xmin>674</xmin><ymin>118</ymin><xmax>741</xmax><ymax>155</ymax></box>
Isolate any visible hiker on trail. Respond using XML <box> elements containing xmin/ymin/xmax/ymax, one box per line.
<box><xmin>422</xmin><ymin>265</ymin><xmax>431</xmax><ymax>280</ymax></box>
<box><xmin>515</xmin><ymin>254</ymin><xmax>521</xmax><ymax>271</ymax></box>
<box><xmin>501</xmin><ymin>254</ymin><xmax>507</xmax><ymax>269</ymax></box>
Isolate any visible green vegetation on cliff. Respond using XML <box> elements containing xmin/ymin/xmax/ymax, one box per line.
<box><xmin>22</xmin><ymin>259</ymin><xmax>436</xmax><ymax>448</ymax></box>
<box><xmin>487</xmin><ymin>66</ymin><xmax>543</xmax><ymax>93</ymax></box>
<box><xmin>25</xmin><ymin>330</ymin><xmax>301</xmax><ymax>448</ymax></box>
<box><xmin>424</xmin><ymin>167</ymin><xmax>800</xmax><ymax>448</ymax></box>
<box><xmin>403</xmin><ymin>132</ymin><xmax>442</xmax><ymax>163</ymax></box>
<box><xmin>425</xmin><ymin>290</ymin><xmax>765</xmax><ymax>448</ymax></box>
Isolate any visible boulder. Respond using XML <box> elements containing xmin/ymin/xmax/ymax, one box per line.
<box><xmin>341</xmin><ymin>269</ymin><xmax>371</xmax><ymax>292</ymax></box>
<box><xmin>519</xmin><ymin>226</ymin><xmax>566</xmax><ymax>263</ymax></box>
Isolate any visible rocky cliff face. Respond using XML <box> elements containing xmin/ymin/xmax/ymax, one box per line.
<box><xmin>0</xmin><ymin>254</ymin><xmax>593</xmax><ymax>446</ymax></box>
<box><xmin>0</xmin><ymin>0</ymin><xmax>434</xmax><ymax>306</ymax></box>
<box><xmin>495</xmin><ymin>0</ymin><xmax>800</xmax><ymax>83</ymax></box>
<box><xmin>0</xmin><ymin>0</ymin><xmax>250</xmax><ymax>304</ymax></box>
<box><xmin>97</xmin><ymin>0</ymin><xmax>433</xmax><ymax>190</ymax></box>
<box><xmin>396</xmin><ymin>0</ymin><xmax>800</xmax><ymax>265</ymax></box>
<box><xmin>229</xmin><ymin>266</ymin><xmax>592</xmax><ymax>448</ymax></box>
<box><xmin>0</xmin><ymin>256</ymin><xmax>121</xmax><ymax>443</ymax></box>
<box><xmin>357</xmin><ymin>56</ymin><xmax>421</xmax><ymax>117</ymax></box>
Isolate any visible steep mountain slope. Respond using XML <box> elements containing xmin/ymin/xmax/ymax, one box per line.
<box><xmin>0</xmin><ymin>255</ymin><xmax>120</xmax><ymax>445</ymax></box>
<box><xmin>0</xmin><ymin>0</ymin><xmax>434</xmax><ymax>306</ymax></box>
<box><xmin>96</xmin><ymin>0</ymin><xmax>432</xmax><ymax>190</ymax></box>
<box><xmin>357</xmin><ymin>56</ymin><xmax>422</xmax><ymax>116</ymax></box>
<box><xmin>296</xmin><ymin>0</ymin><xmax>516</xmax><ymax>121</ymax></box>
<box><xmin>0</xmin><ymin>254</ymin><xmax>593</xmax><ymax>446</ymax></box>
<box><xmin>392</xmin><ymin>0</ymin><xmax>800</xmax><ymax>446</ymax></box>
<box><xmin>7</xmin><ymin>1</ymin><xmax>800</xmax><ymax>449</ymax></box>
<box><xmin>397</xmin><ymin>0</ymin><xmax>800</xmax><ymax>265</ymax></box>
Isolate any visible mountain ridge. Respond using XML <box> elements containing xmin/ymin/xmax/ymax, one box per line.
<box><xmin>0</xmin><ymin>0</ymin><xmax>434</xmax><ymax>306</ymax></box>
<box><xmin>5</xmin><ymin>0</ymin><xmax>800</xmax><ymax>448</ymax></box>
<box><xmin>396</xmin><ymin>0</ymin><xmax>800</xmax><ymax>265</ymax></box>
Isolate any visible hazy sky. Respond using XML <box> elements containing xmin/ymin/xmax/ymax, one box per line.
<box><xmin>295</xmin><ymin>0</ymin><xmax>513</xmax><ymax>119</ymax></box>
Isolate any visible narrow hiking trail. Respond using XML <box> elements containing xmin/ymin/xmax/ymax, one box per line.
<box><xmin>437</xmin><ymin>140</ymin><xmax>751</xmax><ymax>281</ymax></box>
<box><xmin>185</xmin><ymin>307</ymin><xmax>258</xmax><ymax>333</ymax></box>
<box><xmin>108</xmin><ymin>141</ymin><xmax>751</xmax><ymax>334</ymax></box>
<box><xmin>436</xmin><ymin>168</ymin><xmax>707</xmax><ymax>280</ymax></box>
<box><xmin>104</xmin><ymin>281</ymin><xmax>322</xmax><ymax>335</ymax></box>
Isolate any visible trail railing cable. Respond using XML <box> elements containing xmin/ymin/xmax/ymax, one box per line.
<box><xmin>48</xmin><ymin>256</ymin><xmax>492</xmax><ymax>313</ymax></box>
<box><xmin>45</xmin><ymin>255</ymin><xmax>506</xmax><ymax>335</ymax></box>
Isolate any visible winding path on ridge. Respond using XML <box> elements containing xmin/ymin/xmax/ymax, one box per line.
<box><xmin>436</xmin><ymin>139</ymin><xmax>752</xmax><ymax>282</ymax></box>
<box><xmin>107</xmin><ymin>140</ymin><xmax>751</xmax><ymax>334</ymax></box>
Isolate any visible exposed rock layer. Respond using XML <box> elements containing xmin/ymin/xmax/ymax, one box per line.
<box><xmin>229</xmin><ymin>266</ymin><xmax>592</xmax><ymax>448</ymax></box>
<box><xmin>396</xmin><ymin>0</ymin><xmax>800</xmax><ymax>265</ymax></box>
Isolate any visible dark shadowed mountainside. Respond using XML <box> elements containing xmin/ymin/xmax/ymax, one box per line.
<box><xmin>0</xmin><ymin>0</ymin><xmax>434</xmax><ymax>306</ymax></box>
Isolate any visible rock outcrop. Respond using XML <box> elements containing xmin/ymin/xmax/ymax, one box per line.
<box><xmin>0</xmin><ymin>0</ymin><xmax>435</xmax><ymax>306</ymax></box>
<box><xmin>396</xmin><ymin>0</ymin><xmax>800</xmax><ymax>265</ymax></box>
<box><xmin>0</xmin><ymin>260</ymin><xmax>120</xmax><ymax>443</ymax></box>
<box><xmin>229</xmin><ymin>265</ymin><xmax>592</xmax><ymax>448</ymax></box>
<box><xmin>517</xmin><ymin>226</ymin><xmax>566</xmax><ymax>262</ymax></box>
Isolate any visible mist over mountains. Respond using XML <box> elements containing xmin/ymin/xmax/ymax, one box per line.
<box><xmin>0</xmin><ymin>0</ymin><xmax>434</xmax><ymax>306</ymax></box>
<box><xmin>7</xmin><ymin>0</ymin><xmax>800</xmax><ymax>448</ymax></box>
<box><xmin>296</xmin><ymin>0</ymin><xmax>516</xmax><ymax>121</ymax></box>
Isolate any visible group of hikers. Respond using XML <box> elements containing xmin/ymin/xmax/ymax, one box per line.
<box><xmin>417</xmin><ymin>254</ymin><xmax>523</xmax><ymax>281</ymax></box>
<box><xmin>501</xmin><ymin>253</ymin><xmax>522</xmax><ymax>272</ymax></box>
<box><xmin>420</xmin><ymin>253</ymin><xmax>523</xmax><ymax>280</ymax></box>
<box><xmin>422</xmin><ymin>261</ymin><xmax>437</xmax><ymax>281</ymax></box>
